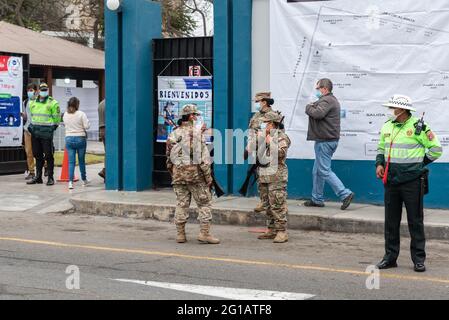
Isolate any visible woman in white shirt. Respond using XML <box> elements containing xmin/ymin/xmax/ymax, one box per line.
<box><xmin>63</xmin><ymin>97</ymin><xmax>90</xmax><ymax>189</ymax></box>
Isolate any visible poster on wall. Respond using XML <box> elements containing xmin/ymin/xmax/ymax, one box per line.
<box><xmin>157</xmin><ymin>76</ymin><xmax>213</xmax><ymax>143</ymax></box>
<box><xmin>271</xmin><ymin>0</ymin><xmax>449</xmax><ymax>162</ymax></box>
<box><xmin>0</xmin><ymin>55</ymin><xmax>23</xmax><ymax>147</ymax></box>
<box><xmin>52</xmin><ymin>86</ymin><xmax>100</xmax><ymax>140</ymax></box>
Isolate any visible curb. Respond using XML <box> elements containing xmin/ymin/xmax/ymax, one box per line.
<box><xmin>70</xmin><ymin>198</ymin><xmax>449</xmax><ymax>240</ymax></box>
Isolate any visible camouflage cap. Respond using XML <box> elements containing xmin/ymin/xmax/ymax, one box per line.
<box><xmin>180</xmin><ymin>104</ymin><xmax>201</xmax><ymax>116</ymax></box>
<box><xmin>260</xmin><ymin>111</ymin><xmax>283</xmax><ymax>124</ymax></box>
<box><xmin>254</xmin><ymin>92</ymin><xmax>271</xmax><ymax>102</ymax></box>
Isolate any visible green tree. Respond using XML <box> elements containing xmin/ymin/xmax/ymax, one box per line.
<box><xmin>157</xmin><ymin>0</ymin><xmax>197</xmax><ymax>37</ymax></box>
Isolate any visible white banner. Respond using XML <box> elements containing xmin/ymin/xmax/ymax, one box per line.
<box><xmin>52</xmin><ymin>86</ymin><xmax>99</xmax><ymax>140</ymax></box>
<box><xmin>0</xmin><ymin>55</ymin><xmax>23</xmax><ymax>147</ymax></box>
<box><xmin>271</xmin><ymin>0</ymin><xmax>449</xmax><ymax>161</ymax></box>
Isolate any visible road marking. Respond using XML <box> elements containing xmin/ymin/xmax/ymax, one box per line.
<box><xmin>113</xmin><ymin>279</ymin><xmax>315</xmax><ymax>300</ymax></box>
<box><xmin>1</xmin><ymin>236</ymin><xmax>449</xmax><ymax>285</ymax></box>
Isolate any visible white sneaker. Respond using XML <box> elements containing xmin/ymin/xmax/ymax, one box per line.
<box><xmin>82</xmin><ymin>179</ymin><xmax>90</xmax><ymax>187</ymax></box>
<box><xmin>68</xmin><ymin>181</ymin><xmax>74</xmax><ymax>189</ymax></box>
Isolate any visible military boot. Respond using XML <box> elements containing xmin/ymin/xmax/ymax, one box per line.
<box><xmin>176</xmin><ymin>223</ymin><xmax>187</xmax><ymax>243</ymax></box>
<box><xmin>254</xmin><ymin>202</ymin><xmax>266</xmax><ymax>213</ymax></box>
<box><xmin>257</xmin><ymin>228</ymin><xmax>277</xmax><ymax>240</ymax></box>
<box><xmin>273</xmin><ymin>231</ymin><xmax>289</xmax><ymax>243</ymax></box>
<box><xmin>198</xmin><ymin>223</ymin><xmax>220</xmax><ymax>244</ymax></box>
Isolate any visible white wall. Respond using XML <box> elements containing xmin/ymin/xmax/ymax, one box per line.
<box><xmin>251</xmin><ymin>0</ymin><xmax>270</xmax><ymax>112</ymax></box>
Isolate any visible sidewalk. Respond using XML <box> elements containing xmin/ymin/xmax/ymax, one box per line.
<box><xmin>0</xmin><ymin>164</ymin><xmax>105</xmax><ymax>215</ymax></box>
<box><xmin>1</xmin><ymin>164</ymin><xmax>448</xmax><ymax>239</ymax></box>
<box><xmin>70</xmin><ymin>185</ymin><xmax>449</xmax><ymax>240</ymax></box>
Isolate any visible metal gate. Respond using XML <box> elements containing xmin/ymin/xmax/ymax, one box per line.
<box><xmin>152</xmin><ymin>37</ymin><xmax>213</xmax><ymax>187</ymax></box>
<box><xmin>0</xmin><ymin>51</ymin><xmax>29</xmax><ymax>175</ymax></box>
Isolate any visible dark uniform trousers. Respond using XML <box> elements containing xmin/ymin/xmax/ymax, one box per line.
<box><xmin>32</xmin><ymin>135</ymin><xmax>54</xmax><ymax>177</ymax></box>
<box><xmin>384</xmin><ymin>177</ymin><xmax>426</xmax><ymax>264</ymax></box>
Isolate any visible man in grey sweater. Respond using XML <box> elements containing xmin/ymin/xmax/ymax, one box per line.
<box><xmin>304</xmin><ymin>78</ymin><xmax>354</xmax><ymax>210</ymax></box>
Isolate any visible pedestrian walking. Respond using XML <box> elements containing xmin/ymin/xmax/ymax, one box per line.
<box><xmin>303</xmin><ymin>78</ymin><xmax>354</xmax><ymax>210</ymax></box>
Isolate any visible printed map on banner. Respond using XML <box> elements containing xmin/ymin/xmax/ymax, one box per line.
<box><xmin>271</xmin><ymin>0</ymin><xmax>449</xmax><ymax>161</ymax></box>
<box><xmin>0</xmin><ymin>55</ymin><xmax>23</xmax><ymax>147</ymax></box>
<box><xmin>157</xmin><ymin>76</ymin><xmax>213</xmax><ymax>143</ymax></box>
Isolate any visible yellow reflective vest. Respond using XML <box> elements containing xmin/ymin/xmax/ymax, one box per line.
<box><xmin>376</xmin><ymin>116</ymin><xmax>442</xmax><ymax>184</ymax></box>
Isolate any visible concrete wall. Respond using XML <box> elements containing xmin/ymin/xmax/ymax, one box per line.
<box><xmin>215</xmin><ymin>0</ymin><xmax>449</xmax><ymax>208</ymax></box>
<box><xmin>251</xmin><ymin>0</ymin><xmax>270</xmax><ymax>111</ymax></box>
<box><xmin>105</xmin><ymin>0</ymin><xmax>162</xmax><ymax>191</ymax></box>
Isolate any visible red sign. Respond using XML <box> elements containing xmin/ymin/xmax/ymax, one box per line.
<box><xmin>0</xmin><ymin>56</ymin><xmax>9</xmax><ymax>72</ymax></box>
<box><xmin>189</xmin><ymin>66</ymin><xmax>202</xmax><ymax>77</ymax></box>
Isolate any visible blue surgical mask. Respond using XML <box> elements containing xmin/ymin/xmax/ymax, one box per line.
<box><xmin>260</xmin><ymin>123</ymin><xmax>267</xmax><ymax>130</ymax></box>
<box><xmin>40</xmin><ymin>91</ymin><xmax>49</xmax><ymax>98</ymax></box>
<box><xmin>255</xmin><ymin>103</ymin><xmax>261</xmax><ymax>112</ymax></box>
<box><xmin>315</xmin><ymin>90</ymin><xmax>323</xmax><ymax>99</ymax></box>
<box><xmin>27</xmin><ymin>92</ymin><xmax>35</xmax><ymax>99</ymax></box>
<box><xmin>195</xmin><ymin>116</ymin><xmax>204</xmax><ymax>129</ymax></box>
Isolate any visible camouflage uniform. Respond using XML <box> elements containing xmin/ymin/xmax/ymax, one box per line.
<box><xmin>247</xmin><ymin>92</ymin><xmax>281</xmax><ymax>213</ymax></box>
<box><xmin>167</xmin><ymin>123</ymin><xmax>213</xmax><ymax>224</ymax></box>
<box><xmin>166</xmin><ymin>104</ymin><xmax>219</xmax><ymax>244</ymax></box>
<box><xmin>258</xmin><ymin>131</ymin><xmax>291</xmax><ymax>231</ymax></box>
<box><xmin>256</xmin><ymin>112</ymin><xmax>291</xmax><ymax>242</ymax></box>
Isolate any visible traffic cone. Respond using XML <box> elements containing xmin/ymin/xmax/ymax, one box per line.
<box><xmin>58</xmin><ymin>148</ymin><xmax>79</xmax><ymax>182</ymax></box>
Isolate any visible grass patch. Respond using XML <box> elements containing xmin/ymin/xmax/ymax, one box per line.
<box><xmin>54</xmin><ymin>151</ymin><xmax>105</xmax><ymax>167</ymax></box>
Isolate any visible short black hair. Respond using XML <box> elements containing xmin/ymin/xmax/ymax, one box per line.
<box><xmin>27</xmin><ymin>83</ymin><xmax>37</xmax><ymax>91</ymax></box>
<box><xmin>262</xmin><ymin>98</ymin><xmax>275</xmax><ymax>106</ymax></box>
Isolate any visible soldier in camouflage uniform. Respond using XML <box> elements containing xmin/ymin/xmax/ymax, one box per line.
<box><xmin>256</xmin><ymin>112</ymin><xmax>291</xmax><ymax>243</ymax></box>
<box><xmin>247</xmin><ymin>92</ymin><xmax>282</xmax><ymax>214</ymax></box>
<box><xmin>166</xmin><ymin>104</ymin><xmax>220</xmax><ymax>245</ymax></box>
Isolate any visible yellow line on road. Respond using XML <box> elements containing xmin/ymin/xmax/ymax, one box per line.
<box><xmin>1</xmin><ymin>236</ymin><xmax>448</xmax><ymax>285</ymax></box>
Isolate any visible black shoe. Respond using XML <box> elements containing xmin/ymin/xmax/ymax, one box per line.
<box><xmin>25</xmin><ymin>173</ymin><xmax>35</xmax><ymax>180</ymax></box>
<box><xmin>27</xmin><ymin>176</ymin><xmax>43</xmax><ymax>185</ymax></box>
<box><xmin>46</xmin><ymin>177</ymin><xmax>55</xmax><ymax>186</ymax></box>
<box><xmin>341</xmin><ymin>192</ymin><xmax>355</xmax><ymax>210</ymax></box>
<box><xmin>98</xmin><ymin>169</ymin><xmax>105</xmax><ymax>180</ymax></box>
<box><xmin>376</xmin><ymin>259</ymin><xmax>398</xmax><ymax>270</ymax></box>
<box><xmin>414</xmin><ymin>263</ymin><xmax>426</xmax><ymax>272</ymax></box>
<box><xmin>303</xmin><ymin>199</ymin><xmax>325</xmax><ymax>207</ymax></box>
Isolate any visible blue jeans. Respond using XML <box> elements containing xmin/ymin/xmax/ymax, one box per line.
<box><xmin>312</xmin><ymin>141</ymin><xmax>352</xmax><ymax>204</ymax></box>
<box><xmin>65</xmin><ymin>136</ymin><xmax>87</xmax><ymax>182</ymax></box>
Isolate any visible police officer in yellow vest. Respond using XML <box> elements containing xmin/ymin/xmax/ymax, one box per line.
<box><xmin>27</xmin><ymin>83</ymin><xmax>61</xmax><ymax>186</ymax></box>
<box><xmin>375</xmin><ymin>95</ymin><xmax>442</xmax><ymax>272</ymax></box>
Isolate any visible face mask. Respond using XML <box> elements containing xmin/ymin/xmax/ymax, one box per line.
<box><xmin>315</xmin><ymin>90</ymin><xmax>323</xmax><ymax>99</ymax></box>
<box><xmin>195</xmin><ymin>116</ymin><xmax>204</xmax><ymax>129</ymax></box>
<box><xmin>27</xmin><ymin>92</ymin><xmax>35</xmax><ymax>99</ymax></box>
<box><xmin>260</xmin><ymin>123</ymin><xmax>267</xmax><ymax>130</ymax></box>
<box><xmin>255</xmin><ymin>103</ymin><xmax>261</xmax><ymax>112</ymax></box>
<box><xmin>388</xmin><ymin>109</ymin><xmax>403</xmax><ymax>121</ymax></box>
<box><xmin>40</xmin><ymin>91</ymin><xmax>49</xmax><ymax>98</ymax></box>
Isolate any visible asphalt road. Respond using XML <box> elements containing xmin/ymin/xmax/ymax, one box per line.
<box><xmin>0</xmin><ymin>210</ymin><xmax>448</xmax><ymax>300</ymax></box>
